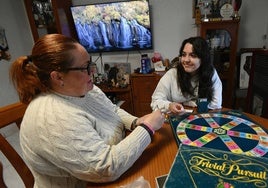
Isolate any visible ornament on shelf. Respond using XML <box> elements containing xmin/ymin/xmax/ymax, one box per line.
<box><xmin>202</xmin><ymin>1</ymin><xmax>211</xmax><ymax>22</ymax></box>
<box><xmin>152</xmin><ymin>52</ymin><xmax>165</xmax><ymax>71</ymax></box>
<box><xmin>232</xmin><ymin>0</ymin><xmax>242</xmax><ymax>18</ymax></box>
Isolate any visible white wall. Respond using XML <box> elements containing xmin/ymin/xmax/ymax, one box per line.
<box><xmin>238</xmin><ymin>0</ymin><xmax>268</xmax><ymax>48</ymax></box>
<box><xmin>0</xmin><ymin>0</ymin><xmax>33</xmax><ymax>106</ymax></box>
<box><xmin>0</xmin><ymin>0</ymin><xmax>268</xmax><ymax>106</ymax></box>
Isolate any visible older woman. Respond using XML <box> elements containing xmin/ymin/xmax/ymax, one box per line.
<box><xmin>10</xmin><ymin>34</ymin><xmax>164</xmax><ymax>188</ymax></box>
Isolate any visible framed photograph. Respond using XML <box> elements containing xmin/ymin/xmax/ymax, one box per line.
<box><xmin>193</xmin><ymin>0</ymin><xmax>212</xmax><ymax>18</ymax></box>
<box><xmin>193</xmin><ymin>0</ymin><xmax>231</xmax><ymax>18</ymax></box>
<box><xmin>104</xmin><ymin>62</ymin><xmax>131</xmax><ymax>86</ymax></box>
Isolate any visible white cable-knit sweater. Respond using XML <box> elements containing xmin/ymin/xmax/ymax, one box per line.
<box><xmin>20</xmin><ymin>85</ymin><xmax>151</xmax><ymax>188</ymax></box>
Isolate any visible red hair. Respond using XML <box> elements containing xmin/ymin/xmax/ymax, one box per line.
<box><xmin>10</xmin><ymin>34</ymin><xmax>78</xmax><ymax>104</ymax></box>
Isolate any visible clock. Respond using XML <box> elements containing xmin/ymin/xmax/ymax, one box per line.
<box><xmin>220</xmin><ymin>3</ymin><xmax>234</xmax><ymax>20</ymax></box>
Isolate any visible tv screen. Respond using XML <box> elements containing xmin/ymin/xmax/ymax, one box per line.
<box><xmin>70</xmin><ymin>0</ymin><xmax>152</xmax><ymax>54</ymax></box>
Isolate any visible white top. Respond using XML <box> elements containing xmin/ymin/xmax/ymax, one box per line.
<box><xmin>151</xmin><ymin>68</ymin><xmax>222</xmax><ymax>111</ymax></box>
<box><xmin>20</xmin><ymin>85</ymin><xmax>152</xmax><ymax>188</ymax></box>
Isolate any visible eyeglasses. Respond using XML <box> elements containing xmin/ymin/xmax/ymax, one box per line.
<box><xmin>63</xmin><ymin>61</ymin><xmax>92</xmax><ymax>75</ymax></box>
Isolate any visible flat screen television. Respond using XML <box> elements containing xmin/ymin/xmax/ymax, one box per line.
<box><xmin>70</xmin><ymin>0</ymin><xmax>153</xmax><ymax>54</ymax></box>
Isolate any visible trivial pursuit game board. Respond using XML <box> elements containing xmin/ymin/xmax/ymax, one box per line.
<box><xmin>169</xmin><ymin>110</ymin><xmax>268</xmax><ymax>157</ymax></box>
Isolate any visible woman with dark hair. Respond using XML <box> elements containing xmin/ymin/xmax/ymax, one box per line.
<box><xmin>151</xmin><ymin>36</ymin><xmax>222</xmax><ymax>114</ymax></box>
<box><xmin>10</xmin><ymin>34</ymin><xmax>164</xmax><ymax>187</ymax></box>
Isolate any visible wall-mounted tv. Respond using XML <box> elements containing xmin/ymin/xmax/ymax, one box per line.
<box><xmin>70</xmin><ymin>0</ymin><xmax>153</xmax><ymax>54</ymax></box>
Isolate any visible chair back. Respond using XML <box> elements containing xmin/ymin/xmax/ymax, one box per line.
<box><xmin>0</xmin><ymin>161</ymin><xmax>7</xmax><ymax>188</ymax></box>
<box><xmin>0</xmin><ymin>102</ymin><xmax>34</xmax><ymax>188</ymax></box>
<box><xmin>246</xmin><ymin>49</ymin><xmax>268</xmax><ymax>118</ymax></box>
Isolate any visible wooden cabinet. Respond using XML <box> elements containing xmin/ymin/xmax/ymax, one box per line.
<box><xmin>198</xmin><ymin>19</ymin><xmax>240</xmax><ymax>108</ymax></box>
<box><xmin>97</xmin><ymin>84</ymin><xmax>133</xmax><ymax>114</ymax></box>
<box><xmin>23</xmin><ymin>0</ymin><xmax>76</xmax><ymax>42</ymax></box>
<box><xmin>131</xmin><ymin>72</ymin><xmax>164</xmax><ymax>117</ymax></box>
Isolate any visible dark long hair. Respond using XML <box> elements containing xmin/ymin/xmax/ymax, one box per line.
<box><xmin>176</xmin><ymin>36</ymin><xmax>214</xmax><ymax>101</ymax></box>
<box><xmin>10</xmin><ymin>34</ymin><xmax>78</xmax><ymax>104</ymax></box>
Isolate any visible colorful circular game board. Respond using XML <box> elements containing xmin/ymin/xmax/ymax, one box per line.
<box><xmin>170</xmin><ymin>111</ymin><xmax>268</xmax><ymax>157</ymax></box>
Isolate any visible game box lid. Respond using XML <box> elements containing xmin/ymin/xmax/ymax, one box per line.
<box><xmin>164</xmin><ymin>144</ymin><xmax>268</xmax><ymax>188</ymax></box>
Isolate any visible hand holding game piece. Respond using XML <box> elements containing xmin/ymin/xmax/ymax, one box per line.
<box><xmin>178</xmin><ymin>109</ymin><xmax>194</xmax><ymax>116</ymax></box>
<box><xmin>169</xmin><ymin>102</ymin><xmax>185</xmax><ymax>114</ymax></box>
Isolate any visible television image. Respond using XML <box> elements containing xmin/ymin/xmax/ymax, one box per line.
<box><xmin>70</xmin><ymin>0</ymin><xmax>152</xmax><ymax>54</ymax></box>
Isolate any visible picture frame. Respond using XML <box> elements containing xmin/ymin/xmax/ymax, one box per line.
<box><xmin>193</xmin><ymin>0</ymin><xmax>232</xmax><ymax>18</ymax></box>
<box><xmin>193</xmin><ymin>0</ymin><xmax>212</xmax><ymax>18</ymax></box>
<box><xmin>103</xmin><ymin>62</ymin><xmax>131</xmax><ymax>87</ymax></box>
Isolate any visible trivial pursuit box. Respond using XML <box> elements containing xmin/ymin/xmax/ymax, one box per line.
<box><xmin>164</xmin><ymin>144</ymin><xmax>268</xmax><ymax>188</ymax></box>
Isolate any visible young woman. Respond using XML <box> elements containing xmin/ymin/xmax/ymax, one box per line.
<box><xmin>151</xmin><ymin>36</ymin><xmax>222</xmax><ymax>114</ymax></box>
<box><xmin>10</xmin><ymin>34</ymin><xmax>164</xmax><ymax>187</ymax></box>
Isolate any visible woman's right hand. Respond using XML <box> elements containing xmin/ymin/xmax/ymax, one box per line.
<box><xmin>137</xmin><ymin>110</ymin><xmax>164</xmax><ymax>132</ymax></box>
<box><xmin>169</xmin><ymin>102</ymin><xmax>185</xmax><ymax>114</ymax></box>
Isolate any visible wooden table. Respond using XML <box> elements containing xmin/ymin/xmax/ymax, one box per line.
<box><xmin>87</xmin><ymin>110</ymin><xmax>268</xmax><ymax>188</ymax></box>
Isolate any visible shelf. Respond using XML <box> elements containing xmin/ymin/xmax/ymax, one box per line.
<box><xmin>96</xmin><ymin>84</ymin><xmax>131</xmax><ymax>93</ymax></box>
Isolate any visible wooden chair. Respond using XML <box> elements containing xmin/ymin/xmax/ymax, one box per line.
<box><xmin>233</xmin><ymin>48</ymin><xmax>266</xmax><ymax>111</ymax></box>
<box><xmin>233</xmin><ymin>49</ymin><xmax>250</xmax><ymax>110</ymax></box>
<box><xmin>0</xmin><ymin>102</ymin><xmax>34</xmax><ymax>188</ymax></box>
<box><xmin>246</xmin><ymin>49</ymin><xmax>268</xmax><ymax>118</ymax></box>
<box><xmin>0</xmin><ymin>161</ymin><xmax>6</xmax><ymax>188</ymax></box>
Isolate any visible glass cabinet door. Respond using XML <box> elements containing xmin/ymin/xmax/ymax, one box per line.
<box><xmin>206</xmin><ymin>29</ymin><xmax>231</xmax><ymax>76</ymax></box>
<box><xmin>24</xmin><ymin>0</ymin><xmax>76</xmax><ymax>42</ymax></box>
<box><xmin>32</xmin><ymin>0</ymin><xmax>57</xmax><ymax>37</ymax></box>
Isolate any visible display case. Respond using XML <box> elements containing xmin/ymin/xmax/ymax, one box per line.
<box><xmin>23</xmin><ymin>0</ymin><xmax>77</xmax><ymax>42</ymax></box>
<box><xmin>198</xmin><ymin>19</ymin><xmax>240</xmax><ymax>108</ymax></box>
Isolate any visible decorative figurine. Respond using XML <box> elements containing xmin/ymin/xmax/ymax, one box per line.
<box><xmin>232</xmin><ymin>0</ymin><xmax>242</xmax><ymax>18</ymax></box>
